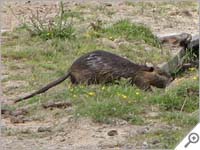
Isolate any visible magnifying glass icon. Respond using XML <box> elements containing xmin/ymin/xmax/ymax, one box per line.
<box><xmin>184</xmin><ymin>132</ymin><xmax>199</xmax><ymax>148</ymax></box>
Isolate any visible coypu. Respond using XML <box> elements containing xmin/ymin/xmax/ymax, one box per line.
<box><xmin>159</xmin><ymin>32</ymin><xmax>192</xmax><ymax>48</ymax></box>
<box><xmin>14</xmin><ymin>50</ymin><xmax>173</xmax><ymax>103</ymax></box>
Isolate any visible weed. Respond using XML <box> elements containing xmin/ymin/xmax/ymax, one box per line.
<box><xmin>182</xmin><ymin>48</ymin><xmax>198</xmax><ymax>63</ymax></box>
<box><xmin>22</xmin><ymin>1</ymin><xmax>75</xmax><ymax>40</ymax></box>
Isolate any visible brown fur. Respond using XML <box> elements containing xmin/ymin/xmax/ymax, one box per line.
<box><xmin>14</xmin><ymin>50</ymin><xmax>173</xmax><ymax>103</ymax></box>
<box><xmin>132</xmin><ymin>68</ymin><xmax>173</xmax><ymax>91</ymax></box>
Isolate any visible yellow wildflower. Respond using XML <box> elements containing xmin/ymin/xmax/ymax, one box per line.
<box><xmin>193</xmin><ymin>76</ymin><xmax>198</xmax><ymax>80</ymax></box>
<box><xmin>109</xmin><ymin>36</ymin><xmax>114</xmax><ymax>40</ymax></box>
<box><xmin>102</xmin><ymin>86</ymin><xmax>105</xmax><ymax>90</ymax></box>
<box><xmin>88</xmin><ymin>92</ymin><xmax>95</xmax><ymax>96</ymax></box>
<box><xmin>121</xmin><ymin>94</ymin><xmax>127</xmax><ymax>99</ymax></box>
<box><xmin>189</xmin><ymin>67</ymin><xmax>196</xmax><ymax>71</ymax></box>
<box><xmin>136</xmin><ymin>92</ymin><xmax>140</xmax><ymax>95</ymax></box>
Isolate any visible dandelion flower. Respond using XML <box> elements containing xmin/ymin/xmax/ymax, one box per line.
<box><xmin>193</xmin><ymin>76</ymin><xmax>198</xmax><ymax>80</ymax></box>
<box><xmin>109</xmin><ymin>36</ymin><xmax>114</xmax><ymax>40</ymax></box>
<box><xmin>121</xmin><ymin>94</ymin><xmax>127</xmax><ymax>99</ymax></box>
<box><xmin>88</xmin><ymin>92</ymin><xmax>95</xmax><ymax>96</ymax></box>
<box><xmin>102</xmin><ymin>86</ymin><xmax>105</xmax><ymax>90</ymax></box>
<box><xmin>189</xmin><ymin>67</ymin><xmax>196</xmax><ymax>71</ymax></box>
<box><xmin>136</xmin><ymin>92</ymin><xmax>140</xmax><ymax>95</ymax></box>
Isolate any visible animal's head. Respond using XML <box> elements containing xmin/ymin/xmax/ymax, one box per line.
<box><xmin>148</xmin><ymin>67</ymin><xmax>174</xmax><ymax>88</ymax></box>
<box><xmin>134</xmin><ymin>67</ymin><xmax>174</xmax><ymax>90</ymax></box>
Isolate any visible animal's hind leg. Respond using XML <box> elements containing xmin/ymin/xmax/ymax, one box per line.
<box><xmin>131</xmin><ymin>77</ymin><xmax>152</xmax><ymax>91</ymax></box>
<box><xmin>70</xmin><ymin>75</ymin><xmax>79</xmax><ymax>85</ymax></box>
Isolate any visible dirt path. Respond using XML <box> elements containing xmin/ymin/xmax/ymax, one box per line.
<box><xmin>2</xmin><ymin>115</ymin><xmax>176</xmax><ymax>150</ymax></box>
<box><xmin>1</xmin><ymin>0</ymin><xmax>198</xmax><ymax>35</ymax></box>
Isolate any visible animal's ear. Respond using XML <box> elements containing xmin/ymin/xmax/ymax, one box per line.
<box><xmin>149</xmin><ymin>67</ymin><xmax>154</xmax><ymax>72</ymax></box>
<box><xmin>145</xmin><ymin>62</ymin><xmax>154</xmax><ymax>72</ymax></box>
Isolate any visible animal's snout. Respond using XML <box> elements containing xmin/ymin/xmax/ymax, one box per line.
<box><xmin>165</xmin><ymin>76</ymin><xmax>174</xmax><ymax>87</ymax></box>
<box><xmin>170</xmin><ymin>76</ymin><xmax>175</xmax><ymax>82</ymax></box>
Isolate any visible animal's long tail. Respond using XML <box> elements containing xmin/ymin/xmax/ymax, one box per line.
<box><xmin>14</xmin><ymin>73</ymin><xmax>70</xmax><ymax>103</ymax></box>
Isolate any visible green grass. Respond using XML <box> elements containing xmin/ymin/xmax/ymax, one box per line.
<box><xmin>73</xmin><ymin>84</ymin><xmax>145</xmax><ymax>124</ymax></box>
<box><xmin>161</xmin><ymin>112</ymin><xmax>198</xmax><ymax>128</ymax></box>
<box><xmin>100</xmin><ymin>20</ymin><xmax>160</xmax><ymax>47</ymax></box>
<box><xmin>134</xmin><ymin>129</ymin><xmax>187</xmax><ymax>149</ymax></box>
<box><xmin>9</xmin><ymin>72</ymin><xmax>198</xmax><ymax>127</ymax></box>
<box><xmin>149</xmin><ymin>78</ymin><xmax>199</xmax><ymax>112</ymax></box>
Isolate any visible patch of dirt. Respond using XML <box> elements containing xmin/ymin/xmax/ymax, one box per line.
<box><xmin>1</xmin><ymin>0</ymin><xmax>198</xmax><ymax>35</ymax></box>
<box><xmin>2</xmin><ymin>114</ymin><xmax>175</xmax><ymax>150</ymax></box>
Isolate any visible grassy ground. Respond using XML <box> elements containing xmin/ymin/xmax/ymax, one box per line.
<box><xmin>2</xmin><ymin>1</ymin><xmax>199</xmax><ymax>149</ymax></box>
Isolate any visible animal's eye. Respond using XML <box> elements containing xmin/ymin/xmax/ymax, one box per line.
<box><xmin>159</xmin><ymin>72</ymin><xmax>171</xmax><ymax>78</ymax></box>
<box><xmin>149</xmin><ymin>67</ymin><xmax>154</xmax><ymax>72</ymax></box>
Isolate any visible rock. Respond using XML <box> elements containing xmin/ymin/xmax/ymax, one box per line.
<box><xmin>10</xmin><ymin>116</ymin><xmax>25</xmax><ymax>124</ymax></box>
<box><xmin>181</xmin><ymin>10</ymin><xmax>192</xmax><ymax>17</ymax></box>
<box><xmin>152</xmin><ymin>139</ymin><xmax>160</xmax><ymax>145</ymax></box>
<box><xmin>73</xmin><ymin>2</ymin><xmax>79</xmax><ymax>6</ymax></box>
<box><xmin>144</xmin><ymin>47</ymin><xmax>152</xmax><ymax>51</ymax></box>
<box><xmin>104</xmin><ymin>3</ymin><xmax>112</xmax><ymax>7</ymax></box>
<box><xmin>37</xmin><ymin>126</ymin><xmax>52</xmax><ymax>132</ymax></box>
<box><xmin>118</xmin><ymin>41</ymin><xmax>130</xmax><ymax>47</ymax></box>
<box><xmin>11</xmin><ymin>109</ymin><xmax>28</xmax><ymax>117</ymax></box>
<box><xmin>142</xmin><ymin>141</ymin><xmax>149</xmax><ymax>149</ymax></box>
<box><xmin>25</xmin><ymin>1</ymin><xmax>31</xmax><ymax>4</ymax></box>
<box><xmin>100</xmin><ymin>38</ymin><xmax>117</xmax><ymax>49</ymax></box>
<box><xmin>137</xmin><ymin>127</ymin><xmax>150</xmax><ymax>134</ymax></box>
<box><xmin>114</xmin><ymin>38</ymin><xmax>130</xmax><ymax>47</ymax></box>
<box><xmin>21</xmin><ymin>129</ymin><xmax>31</xmax><ymax>134</ymax></box>
<box><xmin>1</xmin><ymin>108</ymin><xmax>11</xmax><ymax>116</ymax></box>
<box><xmin>169</xmin><ymin>11</ymin><xmax>179</xmax><ymax>16</ymax></box>
<box><xmin>107</xmin><ymin>129</ymin><xmax>118</xmax><ymax>136</ymax></box>
<box><xmin>60</xmin><ymin>138</ymin><xmax>66</xmax><ymax>142</ymax></box>
<box><xmin>42</xmin><ymin>101</ymin><xmax>72</xmax><ymax>109</ymax></box>
<box><xmin>99</xmin><ymin>140</ymin><xmax>121</xmax><ymax>149</ymax></box>
<box><xmin>147</xmin><ymin>112</ymin><xmax>159</xmax><ymax>118</ymax></box>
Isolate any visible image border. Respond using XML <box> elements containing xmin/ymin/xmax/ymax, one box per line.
<box><xmin>0</xmin><ymin>0</ymin><xmax>199</xmax><ymax>149</ymax></box>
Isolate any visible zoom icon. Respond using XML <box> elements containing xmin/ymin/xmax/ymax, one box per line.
<box><xmin>184</xmin><ymin>132</ymin><xmax>199</xmax><ymax>148</ymax></box>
